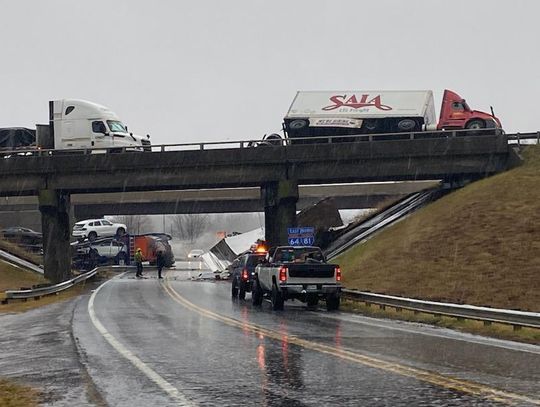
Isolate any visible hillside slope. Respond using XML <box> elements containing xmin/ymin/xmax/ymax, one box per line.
<box><xmin>337</xmin><ymin>146</ymin><xmax>540</xmax><ymax>312</ymax></box>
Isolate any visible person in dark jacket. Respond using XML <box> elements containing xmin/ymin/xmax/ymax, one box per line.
<box><xmin>135</xmin><ymin>248</ymin><xmax>144</xmax><ymax>278</ymax></box>
<box><xmin>156</xmin><ymin>250</ymin><xmax>165</xmax><ymax>279</ymax></box>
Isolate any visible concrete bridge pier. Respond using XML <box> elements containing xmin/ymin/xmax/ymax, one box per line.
<box><xmin>38</xmin><ymin>189</ymin><xmax>72</xmax><ymax>283</ymax></box>
<box><xmin>262</xmin><ymin>179</ymin><xmax>299</xmax><ymax>248</ymax></box>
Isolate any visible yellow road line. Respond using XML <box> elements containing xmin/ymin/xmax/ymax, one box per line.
<box><xmin>162</xmin><ymin>274</ymin><xmax>540</xmax><ymax>406</ymax></box>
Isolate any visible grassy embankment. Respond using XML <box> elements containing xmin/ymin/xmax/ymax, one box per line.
<box><xmin>337</xmin><ymin>146</ymin><xmax>540</xmax><ymax>341</ymax></box>
<box><xmin>0</xmin><ymin>238</ymin><xmax>42</xmax><ymax>265</ymax></box>
<box><xmin>0</xmin><ymin>259</ymin><xmax>95</xmax><ymax>313</ymax></box>
<box><xmin>0</xmin><ymin>378</ymin><xmax>39</xmax><ymax>407</ymax></box>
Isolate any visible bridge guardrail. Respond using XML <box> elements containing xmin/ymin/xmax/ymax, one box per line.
<box><xmin>342</xmin><ymin>289</ymin><xmax>540</xmax><ymax>330</ymax></box>
<box><xmin>1</xmin><ymin>129</ymin><xmax>536</xmax><ymax>157</ymax></box>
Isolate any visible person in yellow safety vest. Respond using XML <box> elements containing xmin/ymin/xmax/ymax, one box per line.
<box><xmin>135</xmin><ymin>248</ymin><xmax>144</xmax><ymax>278</ymax></box>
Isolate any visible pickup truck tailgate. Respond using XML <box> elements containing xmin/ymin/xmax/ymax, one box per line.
<box><xmin>287</xmin><ymin>264</ymin><xmax>336</xmax><ymax>279</ymax></box>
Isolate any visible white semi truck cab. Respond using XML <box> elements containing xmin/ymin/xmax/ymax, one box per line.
<box><xmin>41</xmin><ymin>99</ymin><xmax>149</xmax><ymax>151</ymax></box>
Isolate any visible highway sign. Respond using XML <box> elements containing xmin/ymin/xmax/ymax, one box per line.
<box><xmin>287</xmin><ymin>227</ymin><xmax>315</xmax><ymax>246</ymax></box>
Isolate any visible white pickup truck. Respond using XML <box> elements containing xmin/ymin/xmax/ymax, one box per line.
<box><xmin>252</xmin><ymin>246</ymin><xmax>341</xmax><ymax>311</ymax></box>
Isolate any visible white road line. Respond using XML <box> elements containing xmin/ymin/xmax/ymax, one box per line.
<box><xmin>88</xmin><ymin>274</ymin><xmax>196</xmax><ymax>406</ymax></box>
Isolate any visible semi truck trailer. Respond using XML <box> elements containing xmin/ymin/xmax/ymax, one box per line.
<box><xmin>283</xmin><ymin>89</ymin><xmax>502</xmax><ymax>140</ymax></box>
<box><xmin>0</xmin><ymin>99</ymin><xmax>150</xmax><ymax>152</ymax></box>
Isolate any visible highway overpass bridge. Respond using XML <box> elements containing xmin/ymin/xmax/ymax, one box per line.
<box><xmin>0</xmin><ymin>181</ymin><xmax>439</xmax><ymax>228</ymax></box>
<box><xmin>0</xmin><ymin>133</ymin><xmax>512</xmax><ymax>282</ymax></box>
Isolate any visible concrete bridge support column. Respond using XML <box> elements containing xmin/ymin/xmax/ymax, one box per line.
<box><xmin>262</xmin><ymin>179</ymin><xmax>299</xmax><ymax>248</ymax></box>
<box><xmin>38</xmin><ymin>189</ymin><xmax>72</xmax><ymax>283</ymax></box>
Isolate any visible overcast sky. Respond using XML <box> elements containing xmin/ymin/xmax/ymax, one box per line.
<box><xmin>1</xmin><ymin>0</ymin><xmax>539</xmax><ymax>144</ymax></box>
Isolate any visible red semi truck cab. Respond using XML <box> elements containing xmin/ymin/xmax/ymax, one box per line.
<box><xmin>437</xmin><ymin>89</ymin><xmax>502</xmax><ymax>130</ymax></box>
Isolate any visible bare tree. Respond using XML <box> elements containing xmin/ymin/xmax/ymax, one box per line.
<box><xmin>111</xmin><ymin>215</ymin><xmax>150</xmax><ymax>235</ymax></box>
<box><xmin>172</xmin><ymin>214</ymin><xmax>208</xmax><ymax>243</ymax></box>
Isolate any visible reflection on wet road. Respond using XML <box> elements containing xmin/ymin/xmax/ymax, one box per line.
<box><xmin>74</xmin><ymin>267</ymin><xmax>540</xmax><ymax>406</ymax></box>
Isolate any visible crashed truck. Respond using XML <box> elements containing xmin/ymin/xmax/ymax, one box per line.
<box><xmin>72</xmin><ymin>233</ymin><xmax>174</xmax><ymax>270</ymax></box>
<box><xmin>282</xmin><ymin>89</ymin><xmax>502</xmax><ymax>141</ymax></box>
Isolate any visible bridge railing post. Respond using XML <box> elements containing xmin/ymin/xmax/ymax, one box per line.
<box><xmin>38</xmin><ymin>189</ymin><xmax>72</xmax><ymax>284</ymax></box>
<box><xmin>261</xmin><ymin>179</ymin><xmax>299</xmax><ymax>247</ymax></box>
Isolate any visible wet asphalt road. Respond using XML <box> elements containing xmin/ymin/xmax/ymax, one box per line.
<box><xmin>1</xmin><ymin>262</ymin><xmax>539</xmax><ymax>406</ymax></box>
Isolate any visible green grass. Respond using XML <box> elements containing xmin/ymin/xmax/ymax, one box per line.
<box><xmin>337</xmin><ymin>145</ymin><xmax>540</xmax><ymax>312</ymax></box>
<box><xmin>0</xmin><ymin>378</ymin><xmax>39</xmax><ymax>407</ymax></box>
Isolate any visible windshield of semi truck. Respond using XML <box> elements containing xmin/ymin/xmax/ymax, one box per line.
<box><xmin>107</xmin><ymin>120</ymin><xmax>128</xmax><ymax>133</ymax></box>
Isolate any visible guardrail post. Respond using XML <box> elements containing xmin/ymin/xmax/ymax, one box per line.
<box><xmin>38</xmin><ymin>189</ymin><xmax>72</xmax><ymax>284</ymax></box>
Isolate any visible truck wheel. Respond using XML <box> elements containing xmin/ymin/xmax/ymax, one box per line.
<box><xmin>116</xmin><ymin>227</ymin><xmax>126</xmax><ymax>236</ymax></box>
<box><xmin>289</xmin><ymin>119</ymin><xmax>307</xmax><ymax>130</ymax></box>
<box><xmin>363</xmin><ymin>119</ymin><xmax>378</xmax><ymax>132</ymax></box>
<box><xmin>238</xmin><ymin>281</ymin><xmax>246</xmax><ymax>300</ymax></box>
<box><xmin>271</xmin><ymin>284</ymin><xmax>284</xmax><ymax>311</ymax></box>
<box><xmin>306</xmin><ymin>295</ymin><xmax>318</xmax><ymax>308</ymax></box>
<box><xmin>252</xmin><ymin>279</ymin><xmax>263</xmax><ymax>306</ymax></box>
<box><xmin>397</xmin><ymin>118</ymin><xmax>418</xmax><ymax>131</ymax></box>
<box><xmin>88</xmin><ymin>232</ymin><xmax>97</xmax><ymax>241</ymax></box>
<box><xmin>231</xmin><ymin>277</ymin><xmax>239</xmax><ymax>298</ymax></box>
<box><xmin>466</xmin><ymin>119</ymin><xmax>485</xmax><ymax>130</ymax></box>
<box><xmin>326</xmin><ymin>294</ymin><xmax>340</xmax><ymax>311</ymax></box>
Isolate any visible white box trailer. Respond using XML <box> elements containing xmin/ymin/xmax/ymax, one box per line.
<box><xmin>284</xmin><ymin>90</ymin><xmax>437</xmax><ymax>136</ymax></box>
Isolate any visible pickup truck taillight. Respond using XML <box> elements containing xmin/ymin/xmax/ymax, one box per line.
<box><xmin>279</xmin><ymin>266</ymin><xmax>288</xmax><ymax>282</ymax></box>
<box><xmin>241</xmin><ymin>269</ymin><xmax>249</xmax><ymax>281</ymax></box>
<box><xmin>335</xmin><ymin>267</ymin><xmax>342</xmax><ymax>282</ymax></box>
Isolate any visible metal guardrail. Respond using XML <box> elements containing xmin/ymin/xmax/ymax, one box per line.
<box><xmin>0</xmin><ymin>248</ymin><xmax>43</xmax><ymax>275</ymax></box>
<box><xmin>342</xmin><ymin>289</ymin><xmax>540</xmax><ymax>330</ymax></box>
<box><xmin>325</xmin><ymin>190</ymin><xmax>437</xmax><ymax>260</ymax></box>
<box><xmin>507</xmin><ymin>131</ymin><xmax>540</xmax><ymax>145</ymax></box>
<box><xmin>3</xmin><ymin>267</ymin><xmax>101</xmax><ymax>301</ymax></box>
<box><xmin>1</xmin><ymin>129</ymin><xmax>536</xmax><ymax>157</ymax></box>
